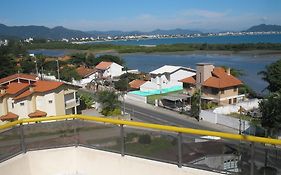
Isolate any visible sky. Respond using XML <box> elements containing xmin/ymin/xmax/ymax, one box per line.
<box><xmin>0</xmin><ymin>0</ymin><xmax>280</xmax><ymax>32</ymax></box>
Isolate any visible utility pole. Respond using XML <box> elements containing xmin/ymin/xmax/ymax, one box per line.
<box><xmin>56</xmin><ymin>59</ymin><xmax>60</xmax><ymax>81</ymax></box>
<box><xmin>34</xmin><ymin>60</ymin><xmax>39</xmax><ymax>76</ymax></box>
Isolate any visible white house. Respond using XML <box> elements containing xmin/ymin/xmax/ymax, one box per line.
<box><xmin>0</xmin><ymin>74</ymin><xmax>80</xmax><ymax>124</ymax></box>
<box><xmin>140</xmin><ymin>65</ymin><xmax>196</xmax><ymax>91</ymax></box>
<box><xmin>95</xmin><ymin>61</ymin><xmax>123</xmax><ymax>79</ymax></box>
<box><xmin>72</xmin><ymin>66</ymin><xmax>98</xmax><ymax>87</ymax></box>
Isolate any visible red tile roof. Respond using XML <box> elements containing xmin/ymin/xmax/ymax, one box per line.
<box><xmin>14</xmin><ymin>81</ymin><xmax>64</xmax><ymax>100</ymax></box>
<box><xmin>0</xmin><ymin>74</ymin><xmax>37</xmax><ymax>85</ymax></box>
<box><xmin>129</xmin><ymin>80</ymin><xmax>147</xmax><ymax>89</ymax></box>
<box><xmin>28</xmin><ymin>110</ymin><xmax>47</xmax><ymax>118</ymax></box>
<box><xmin>76</xmin><ymin>66</ymin><xmax>97</xmax><ymax>78</ymax></box>
<box><xmin>6</xmin><ymin>82</ymin><xmax>30</xmax><ymax>95</ymax></box>
<box><xmin>179</xmin><ymin>76</ymin><xmax>196</xmax><ymax>85</ymax></box>
<box><xmin>95</xmin><ymin>61</ymin><xmax>113</xmax><ymax>70</ymax></box>
<box><xmin>203</xmin><ymin>67</ymin><xmax>242</xmax><ymax>89</ymax></box>
<box><xmin>0</xmin><ymin>112</ymin><xmax>19</xmax><ymax>121</ymax></box>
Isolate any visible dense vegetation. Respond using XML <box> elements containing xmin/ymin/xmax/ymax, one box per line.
<box><xmin>26</xmin><ymin>42</ymin><xmax>281</xmax><ymax>53</ymax></box>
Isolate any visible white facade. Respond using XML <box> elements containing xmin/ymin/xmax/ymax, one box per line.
<box><xmin>101</xmin><ymin>63</ymin><xmax>123</xmax><ymax>78</ymax></box>
<box><xmin>73</xmin><ymin>73</ymin><xmax>98</xmax><ymax>87</ymax></box>
<box><xmin>140</xmin><ymin>65</ymin><xmax>196</xmax><ymax>91</ymax></box>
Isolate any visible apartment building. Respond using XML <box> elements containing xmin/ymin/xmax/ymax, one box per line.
<box><xmin>0</xmin><ymin>74</ymin><xmax>80</xmax><ymax>123</ymax></box>
<box><xmin>180</xmin><ymin>63</ymin><xmax>244</xmax><ymax>105</ymax></box>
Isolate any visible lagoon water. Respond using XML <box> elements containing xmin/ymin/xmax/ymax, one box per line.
<box><xmin>122</xmin><ymin>53</ymin><xmax>279</xmax><ymax>94</ymax></box>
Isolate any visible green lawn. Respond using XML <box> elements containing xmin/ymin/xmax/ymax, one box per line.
<box><xmin>146</xmin><ymin>90</ymin><xmax>183</xmax><ymax>105</ymax></box>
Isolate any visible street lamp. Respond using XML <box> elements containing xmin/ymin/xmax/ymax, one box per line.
<box><xmin>34</xmin><ymin>60</ymin><xmax>39</xmax><ymax>76</ymax></box>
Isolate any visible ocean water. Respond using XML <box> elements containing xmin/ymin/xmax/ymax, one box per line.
<box><xmin>89</xmin><ymin>34</ymin><xmax>281</xmax><ymax>45</ymax></box>
<box><xmin>122</xmin><ymin>53</ymin><xmax>280</xmax><ymax>94</ymax></box>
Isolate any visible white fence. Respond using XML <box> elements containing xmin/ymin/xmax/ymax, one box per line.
<box><xmin>200</xmin><ymin>110</ymin><xmax>251</xmax><ymax>131</ymax></box>
<box><xmin>213</xmin><ymin>99</ymin><xmax>260</xmax><ymax>115</ymax></box>
<box><xmin>126</xmin><ymin>93</ymin><xmax>147</xmax><ymax>104</ymax></box>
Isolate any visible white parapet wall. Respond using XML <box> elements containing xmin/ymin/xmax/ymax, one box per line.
<box><xmin>0</xmin><ymin>147</ymin><xmax>221</xmax><ymax>175</ymax></box>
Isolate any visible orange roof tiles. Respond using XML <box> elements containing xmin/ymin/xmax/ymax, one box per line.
<box><xmin>28</xmin><ymin>110</ymin><xmax>47</xmax><ymax>118</ymax></box>
<box><xmin>76</xmin><ymin>66</ymin><xmax>97</xmax><ymax>78</ymax></box>
<box><xmin>95</xmin><ymin>61</ymin><xmax>113</xmax><ymax>70</ymax></box>
<box><xmin>14</xmin><ymin>81</ymin><xmax>64</xmax><ymax>100</ymax></box>
<box><xmin>203</xmin><ymin>67</ymin><xmax>242</xmax><ymax>89</ymax></box>
<box><xmin>0</xmin><ymin>73</ymin><xmax>37</xmax><ymax>85</ymax></box>
<box><xmin>129</xmin><ymin>80</ymin><xmax>147</xmax><ymax>89</ymax></box>
<box><xmin>179</xmin><ymin>76</ymin><xmax>196</xmax><ymax>85</ymax></box>
<box><xmin>0</xmin><ymin>112</ymin><xmax>19</xmax><ymax>121</ymax></box>
<box><xmin>6</xmin><ymin>82</ymin><xmax>30</xmax><ymax>95</ymax></box>
<box><xmin>33</xmin><ymin>81</ymin><xmax>64</xmax><ymax>92</ymax></box>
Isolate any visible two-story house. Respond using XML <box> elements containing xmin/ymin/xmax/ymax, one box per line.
<box><xmin>180</xmin><ymin>63</ymin><xmax>244</xmax><ymax>105</ymax></box>
<box><xmin>0</xmin><ymin>74</ymin><xmax>80</xmax><ymax>123</ymax></box>
<box><xmin>95</xmin><ymin>61</ymin><xmax>123</xmax><ymax>79</ymax></box>
<box><xmin>140</xmin><ymin>65</ymin><xmax>196</xmax><ymax>92</ymax></box>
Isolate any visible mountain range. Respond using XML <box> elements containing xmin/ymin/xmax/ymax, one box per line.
<box><xmin>0</xmin><ymin>23</ymin><xmax>280</xmax><ymax>40</ymax></box>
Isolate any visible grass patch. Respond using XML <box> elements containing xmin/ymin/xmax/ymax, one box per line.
<box><xmin>146</xmin><ymin>90</ymin><xmax>183</xmax><ymax>105</ymax></box>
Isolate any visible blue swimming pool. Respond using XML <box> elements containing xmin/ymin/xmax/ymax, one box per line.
<box><xmin>129</xmin><ymin>85</ymin><xmax>183</xmax><ymax>97</ymax></box>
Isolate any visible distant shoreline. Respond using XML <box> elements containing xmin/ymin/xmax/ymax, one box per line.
<box><xmin>29</xmin><ymin>49</ymin><xmax>281</xmax><ymax>58</ymax></box>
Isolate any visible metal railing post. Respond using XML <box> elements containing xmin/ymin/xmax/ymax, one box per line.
<box><xmin>74</xmin><ymin>118</ymin><xmax>78</xmax><ymax>147</ymax></box>
<box><xmin>20</xmin><ymin>124</ymin><xmax>26</xmax><ymax>153</ymax></box>
<box><xmin>120</xmin><ymin>124</ymin><xmax>125</xmax><ymax>156</ymax></box>
<box><xmin>250</xmin><ymin>142</ymin><xmax>255</xmax><ymax>175</ymax></box>
<box><xmin>178</xmin><ymin>132</ymin><xmax>182</xmax><ymax>168</ymax></box>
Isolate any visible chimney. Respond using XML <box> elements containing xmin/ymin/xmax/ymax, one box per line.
<box><xmin>226</xmin><ymin>68</ymin><xmax>231</xmax><ymax>75</ymax></box>
<box><xmin>0</xmin><ymin>86</ymin><xmax>7</xmax><ymax>95</ymax></box>
<box><xmin>29</xmin><ymin>84</ymin><xmax>36</xmax><ymax>92</ymax></box>
<box><xmin>196</xmin><ymin>63</ymin><xmax>214</xmax><ymax>88</ymax></box>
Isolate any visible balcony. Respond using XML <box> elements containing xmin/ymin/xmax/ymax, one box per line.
<box><xmin>0</xmin><ymin>115</ymin><xmax>280</xmax><ymax>175</ymax></box>
<box><xmin>65</xmin><ymin>98</ymin><xmax>80</xmax><ymax>109</ymax></box>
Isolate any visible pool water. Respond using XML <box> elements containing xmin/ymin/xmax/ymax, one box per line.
<box><xmin>129</xmin><ymin>85</ymin><xmax>183</xmax><ymax>96</ymax></box>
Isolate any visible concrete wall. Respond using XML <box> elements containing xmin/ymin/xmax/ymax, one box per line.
<box><xmin>0</xmin><ymin>147</ymin><xmax>221</xmax><ymax>175</ymax></box>
<box><xmin>126</xmin><ymin>93</ymin><xmax>147</xmax><ymax>104</ymax></box>
<box><xmin>200</xmin><ymin>110</ymin><xmax>250</xmax><ymax>131</ymax></box>
<box><xmin>213</xmin><ymin>99</ymin><xmax>260</xmax><ymax>115</ymax></box>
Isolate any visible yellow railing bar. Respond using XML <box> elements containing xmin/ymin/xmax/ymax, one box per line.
<box><xmin>0</xmin><ymin>114</ymin><xmax>280</xmax><ymax>146</ymax></box>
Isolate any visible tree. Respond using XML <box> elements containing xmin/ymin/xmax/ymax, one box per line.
<box><xmin>0</xmin><ymin>56</ymin><xmax>17</xmax><ymax>78</ymax></box>
<box><xmin>60</xmin><ymin>66</ymin><xmax>81</xmax><ymax>82</ymax></box>
<box><xmin>259</xmin><ymin>59</ymin><xmax>281</xmax><ymax>92</ymax></box>
<box><xmin>259</xmin><ymin>92</ymin><xmax>281</xmax><ymax>137</ymax></box>
<box><xmin>94</xmin><ymin>55</ymin><xmax>124</xmax><ymax>66</ymax></box>
<box><xmin>96</xmin><ymin>90</ymin><xmax>121</xmax><ymax>116</ymax></box>
<box><xmin>190</xmin><ymin>90</ymin><xmax>201</xmax><ymax>121</ymax></box>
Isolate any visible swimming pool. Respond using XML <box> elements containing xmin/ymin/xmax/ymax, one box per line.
<box><xmin>129</xmin><ymin>85</ymin><xmax>183</xmax><ymax>96</ymax></box>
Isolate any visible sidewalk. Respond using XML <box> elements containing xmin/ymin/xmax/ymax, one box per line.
<box><xmin>125</xmin><ymin>98</ymin><xmax>238</xmax><ymax>134</ymax></box>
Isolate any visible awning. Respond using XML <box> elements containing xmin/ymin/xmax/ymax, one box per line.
<box><xmin>161</xmin><ymin>94</ymin><xmax>191</xmax><ymax>102</ymax></box>
<box><xmin>28</xmin><ymin>110</ymin><xmax>47</xmax><ymax>118</ymax></box>
<box><xmin>0</xmin><ymin>112</ymin><xmax>19</xmax><ymax>122</ymax></box>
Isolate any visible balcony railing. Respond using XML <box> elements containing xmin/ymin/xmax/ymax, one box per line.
<box><xmin>0</xmin><ymin>115</ymin><xmax>280</xmax><ymax>175</ymax></box>
<box><xmin>65</xmin><ymin>98</ymin><xmax>80</xmax><ymax>109</ymax></box>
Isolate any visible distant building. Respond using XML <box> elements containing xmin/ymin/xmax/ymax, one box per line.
<box><xmin>129</xmin><ymin>79</ymin><xmax>147</xmax><ymax>90</ymax></box>
<box><xmin>180</xmin><ymin>63</ymin><xmax>244</xmax><ymax>105</ymax></box>
<box><xmin>140</xmin><ymin>65</ymin><xmax>196</xmax><ymax>92</ymax></box>
<box><xmin>95</xmin><ymin>61</ymin><xmax>123</xmax><ymax>79</ymax></box>
<box><xmin>0</xmin><ymin>74</ymin><xmax>80</xmax><ymax>123</ymax></box>
<box><xmin>73</xmin><ymin>66</ymin><xmax>98</xmax><ymax>87</ymax></box>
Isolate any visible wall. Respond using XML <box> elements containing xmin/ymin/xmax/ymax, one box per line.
<box><xmin>200</xmin><ymin>110</ymin><xmax>250</xmax><ymax>131</ymax></box>
<box><xmin>8</xmin><ymin>97</ymin><xmax>31</xmax><ymax>119</ymax></box>
<box><xmin>110</xmin><ymin>63</ymin><xmax>123</xmax><ymax>77</ymax></box>
<box><xmin>213</xmin><ymin>99</ymin><xmax>260</xmax><ymax>115</ymax></box>
<box><xmin>126</xmin><ymin>93</ymin><xmax>147</xmax><ymax>104</ymax></box>
<box><xmin>36</xmin><ymin>92</ymin><xmax>56</xmax><ymax>116</ymax></box>
<box><xmin>0</xmin><ymin>147</ymin><xmax>220</xmax><ymax>175</ymax></box>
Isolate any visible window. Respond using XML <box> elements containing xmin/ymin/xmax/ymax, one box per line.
<box><xmin>48</xmin><ymin>100</ymin><xmax>53</xmax><ymax>104</ymax></box>
<box><xmin>20</xmin><ymin>102</ymin><xmax>24</xmax><ymax>106</ymax></box>
<box><xmin>12</xmin><ymin>103</ymin><xmax>14</xmax><ymax>108</ymax></box>
<box><xmin>234</xmin><ymin>87</ymin><xmax>238</xmax><ymax>92</ymax></box>
<box><xmin>221</xmin><ymin>90</ymin><xmax>225</xmax><ymax>94</ymax></box>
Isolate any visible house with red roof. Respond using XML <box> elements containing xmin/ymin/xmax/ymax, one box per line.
<box><xmin>73</xmin><ymin>66</ymin><xmax>98</xmax><ymax>87</ymax></box>
<box><xmin>95</xmin><ymin>61</ymin><xmax>124</xmax><ymax>79</ymax></box>
<box><xmin>180</xmin><ymin>63</ymin><xmax>245</xmax><ymax>105</ymax></box>
<box><xmin>0</xmin><ymin>74</ymin><xmax>80</xmax><ymax>123</ymax></box>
